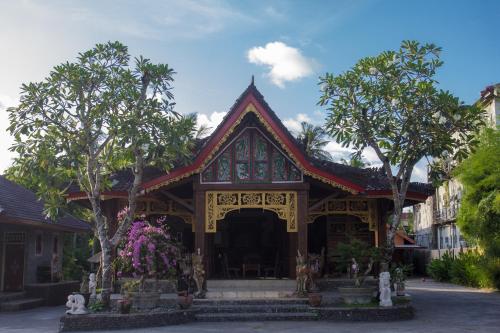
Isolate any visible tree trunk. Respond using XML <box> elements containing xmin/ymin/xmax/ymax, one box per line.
<box><xmin>99</xmin><ymin>238</ymin><xmax>113</xmax><ymax>307</ymax></box>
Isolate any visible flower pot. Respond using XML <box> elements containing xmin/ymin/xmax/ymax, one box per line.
<box><xmin>396</xmin><ymin>282</ymin><xmax>405</xmax><ymax>296</ymax></box>
<box><xmin>338</xmin><ymin>287</ymin><xmax>375</xmax><ymax>305</ymax></box>
<box><xmin>308</xmin><ymin>293</ymin><xmax>322</xmax><ymax>307</ymax></box>
<box><xmin>177</xmin><ymin>294</ymin><xmax>193</xmax><ymax>309</ymax></box>
<box><xmin>118</xmin><ymin>300</ymin><xmax>132</xmax><ymax>314</ymax></box>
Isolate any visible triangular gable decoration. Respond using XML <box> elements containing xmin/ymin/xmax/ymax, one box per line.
<box><xmin>201</xmin><ymin>127</ymin><xmax>303</xmax><ymax>184</ymax></box>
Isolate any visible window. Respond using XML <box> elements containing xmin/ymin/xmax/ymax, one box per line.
<box><xmin>35</xmin><ymin>233</ymin><xmax>43</xmax><ymax>256</ymax></box>
<box><xmin>53</xmin><ymin>236</ymin><xmax>59</xmax><ymax>254</ymax></box>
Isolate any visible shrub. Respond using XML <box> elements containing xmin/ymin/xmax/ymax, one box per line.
<box><xmin>426</xmin><ymin>250</ymin><xmax>499</xmax><ymax>289</ymax></box>
<box><xmin>450</xmin><ymin>251</ymin><xmax>490</xmax><ymax>288</ymax></box>
<box><xmin>485</xmin><ymin>257</ymin><xmax>500</xmax><ymax>290</ymax></box>
<box><xmin>427</xmin><ymin>252</ymin><xmax>453</xmax><ymax>281</ymax></box>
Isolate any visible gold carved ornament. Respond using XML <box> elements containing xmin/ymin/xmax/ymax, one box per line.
<box><xmin>205</xmin><ymin>191</ymin><xmax>297</xmax><ymax>233</ymax></box>
<box><xmin>136</xmin><ymin>199</ymin><xmax>194</xmax><ymax>227</ymax></box>
<box><xmin>307</xmin><ymin>199</ymin><xmax>378</xmax><ymax>232</ymax></box>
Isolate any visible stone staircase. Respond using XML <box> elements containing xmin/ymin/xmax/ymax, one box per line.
<box><xmin>193</xmin><ymin>298</ymin><xmax>318</xmax><ymax>321</ymax></box>
<box><xmin>0</xmin><ymin>292</ymin><xmax>44</xmax><ymax>312</ymax></box>
<box><xmin>193</xmin><ymin>279</ymin><xmax>318</xmax><ymax>321</ymax></box>
<box><xmin>205</xmin><ymin>279</ymin><xmax>296</xmax><ymax>299</ymax></box>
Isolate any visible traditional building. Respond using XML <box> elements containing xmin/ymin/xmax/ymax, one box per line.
<box><xmin>67</xmin><ymin>82</ymin><xmax>432</xmax><ymax>278</ymax></box>
<box><xmin>0</xmin><ymin>176</ymin><xmax>89</xmax><ymax>292</ymax></box>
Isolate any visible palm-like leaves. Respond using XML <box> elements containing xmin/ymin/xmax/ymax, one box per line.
<box><xmin>296</xmin><ymin>121</ymin><xmax>333</xmax><ymax>161</ymax></box>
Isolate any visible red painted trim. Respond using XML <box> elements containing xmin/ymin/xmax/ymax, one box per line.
<box><xmin>141</xmin><ymin>91</ymin><xmax>365</xmax><ymax>192</ymax></box>
<box><xmin>366</xmin><ymin>189</ymin><xmax>429</xmax><ymax>201</ymax></box>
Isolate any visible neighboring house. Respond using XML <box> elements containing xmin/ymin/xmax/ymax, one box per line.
<box><xmin>413</xmin><ymin>83</ymin><xmax>500</xmax><ymax>260</ymax></box>
<box><xmin>0</xmin><ymin>175</ymin><xmax>90</xmax><ymax>292</ymax></box>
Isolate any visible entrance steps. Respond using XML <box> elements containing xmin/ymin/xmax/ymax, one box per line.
<box><xmin>0</xmin><ymin>291</ymin><xmax>45</xmax><ymax>312</ymax></box>
<box><xmin>0</xmin><ymin>297</ymin><xmax>44</xmax><ymax>312</ymax></box>
<box><xmin>193</xmin><ymin>298</ymin><xmax>318</xmax><ymax>322</ymax></box>
<box><xmin>206</xmin><ymin>279</ymin><xmax>295</xmax><ymax>298</ymax></box>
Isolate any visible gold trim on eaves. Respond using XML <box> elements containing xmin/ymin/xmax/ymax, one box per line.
<box><xmin>144</xmin><ymin>103</ymin><xmax>358</xmax><ymax>194</ymax></box>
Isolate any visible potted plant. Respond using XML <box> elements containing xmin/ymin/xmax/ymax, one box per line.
<box><xmin>115</xmin><ymin>216</ymin><xmax>180</xmax><ymax>311</ymax></box>
<box><xmin>177</xmin><ymin>290</ymin><xmax>193</xmax><ymax>309</ymax></box>
<box><xmin>335</xmin><ymin>239</ymin><xmax>380</xmax><ymax>305</ymax></box>
<box><xmin>308</xmin><ymin>292</ymin><xmax>322</xmax><ymax>307</ymax></box>
<box><xmin>118</xmin><ymin>296</ymin><xmax>132</xmax><ymax>314</ymax></box>
<box><xmin>392</xmin><ymin>264</ymin><xmax>412</xmax><ymax>296</ymax></box>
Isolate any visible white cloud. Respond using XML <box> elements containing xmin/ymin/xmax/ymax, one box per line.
<box><xmin>196</xmin><ymin>111</ymin><xmax>227</xmax><ymax>137</ymax></box>
<box><xmin>0</xmin><ymin>95</ymin><xmax>18</xmax><ymax>174</ymax></box>
<box><xmin>283</xmin><ymin>113</ymin><xmax>313</xmax><ymax>134</ymax></box>
<box><xmin>247</xmin><ymin>42</ymin><xmax>317</xmax><ymax>88</ymax></box>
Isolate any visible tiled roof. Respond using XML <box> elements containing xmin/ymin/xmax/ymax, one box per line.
<box><xmin>66</xmin><ymin>81</ymin><xmax>434</xmax><ymax>199</ymax></box>
<box><xmin>309</xmin><ymin>158</ymin><xmax>434</xmax><ymax>195</ymax></box>
<box><xmin>66</xmin><ymin>166</ymin><xmax>166</xmax><ymax>194</ymax></box>
<box><xmin>0</xmin><ymin>175</ymin><xmax>90</xmax><ymax>231</ymax></box>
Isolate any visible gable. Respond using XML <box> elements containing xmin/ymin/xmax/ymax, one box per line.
<box><xmin>201</xmin><ymin>127</ymin><xmax>302</xmax><ymax>184</ymax></box>
<box><xmin>141</xmin><ymin>83</ymin><xmax>364</xmax><ymax>194</ymax></box>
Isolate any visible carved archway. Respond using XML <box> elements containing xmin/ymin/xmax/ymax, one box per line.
<box><xmin>137</xmin><ymin>199</ymin><xmax>194</xmax><ymax>225</ymax></box>
<box><xmin>307</xmin><ymin>198</ymin><xmax>379</xmax><ymax>246</ymax></box>
<box><xmin>205</xmin><ymin>191</ymin><xmax>297</xmax><ymax>232</ymax></box>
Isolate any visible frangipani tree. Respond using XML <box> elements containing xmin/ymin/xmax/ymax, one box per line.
<box><xmin>7</xmin><ymin>41</ymin><xmax>197</xmax><ymax>305</ymax></box>
<box><xmin>318</xmin><ymin>40</ymin><xmax>484</xmax><ymax>262</ymax></box>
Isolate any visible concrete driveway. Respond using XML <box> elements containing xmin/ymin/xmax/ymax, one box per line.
<box><xmin>1</xmin><ymin>279</ymin><xmax>499</xmax><ymax>333</ymax></box>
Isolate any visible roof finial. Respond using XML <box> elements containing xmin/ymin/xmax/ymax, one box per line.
<box><xmin>251</xmin><ymin>75</ymin><xmax>255</xmax><ymax>86</ymax></box>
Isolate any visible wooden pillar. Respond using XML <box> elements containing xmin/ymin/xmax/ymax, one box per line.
<box><xmin>377</xmin><ymin>200</ymin><xmax>389</xmax><ymax>248</ymax></box>
<box><xmin>297</xmin><ymin>190</ymin><xmax>308</xmax><ymax>257</ymax></box>
<box><xmin>194</xmin><ymin>189</ymin><xmax>206</xmax><ymax>268</ymax></box>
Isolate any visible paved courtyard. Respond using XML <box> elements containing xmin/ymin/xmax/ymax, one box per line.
<box><xmin>1</xmin><ymin>279</ymin><xmax>499</xmax><ymax>333</ymax></box>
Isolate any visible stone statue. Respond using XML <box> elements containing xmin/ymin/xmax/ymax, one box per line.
<box><xmin>51</xmin><ymin>253</ymin><xmax>60</xmax><ymax>282</ymax></box>
<box><xmin>89</xmin><ymin>273</ymin><xmax>97</xmax><ymax>297</ymax></box>
<box><xmin>80</xmin><ymin>272</ymin><xmax>89</xmax><ymax>294</ymax></box>
<box><xmin>379</xmin><ymin>271</ymin><xmax>393</xmax><ymax>307</ymax></box>
<box><xmin>308</xmin><ymin>247</ymin><xmax>325</xmax><ymax>292</ymax></box>
<box><xmin>192</xmin><ymin>248</ymin><xmax>206</xmax><ymax>299</ymax></box>
<box><xmin>295</xmin><ymin>250</ymin><xmax>309</xmax><ymax>297</ymax></box>
<box><xmin>65</xmin><ymin>294</ymin><xmax>88</xmax><ymax>315</ymax></box>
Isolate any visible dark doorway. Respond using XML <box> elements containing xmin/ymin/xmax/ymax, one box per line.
<box><xmin>4</xmin><ymin>243</ymin><xmax>25</xmax><ymax>291</ymax></box>
<box><xmin>211</xmin><ymin>209</ymin><xmax>288</xmax><ymax>279</ymax></box>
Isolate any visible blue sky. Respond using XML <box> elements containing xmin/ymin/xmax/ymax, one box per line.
<box><xmin>1</xmin><ymin>0</ymin><xmax>499</xmax><ymax>180</ymax></box>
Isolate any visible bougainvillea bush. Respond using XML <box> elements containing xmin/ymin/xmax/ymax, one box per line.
<box><xmin>117</xmin><ymin>216</ymin><xmax>179</xmax><ymax>281</ymax></box>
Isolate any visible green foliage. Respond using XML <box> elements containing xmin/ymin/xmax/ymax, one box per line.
<box><xmin>296</xmin><ymin>121</ymin><xmax>333</xmax><ymax>161</ymax></box>
<box><xmin>340</xmin><ymin>155</ymin><xmax>370</xmax><ymax>168</ymax></box>
<box><xmin>427</xmin><ymin>251</ymin><xmax>499</xmax><ymax>289</ymax></box>
<box><xmin>427</xmin><ymin>252</ymin><xmax>453</xmax><ymax>282</ymax></box>
<box><xmin>62</xmin><ymin>234</ymin><xmax>92</xmax><ymax>281</ymax></box>
<box><xmin>319</xmin><ymin>40</ymin><xmax>484</xmax><ymax>172</ymax></box>
<box><xmin>391</xmin><ymin>263</ymin><xmax>413</xmax><ymax>283</ymax></box>
<box><xmin>121</xmin><ymin>279</ymin><xmax>141</xmax><ymax>294</ymax></box>
<box><xmin>88</xmin><ymin>300</ymin><xmax>105</xmax><ymax>312</ymax></box>
<box><xmin>449</xmin><ymin>251</ymin><xmax>491</xmax><ymax>288</ymax></box>
<box><xmin>334</xmin><ymin>238</ymin><xmax>381</xmax><ymax>282</ymax></box>
<box><xmin>454</xmin><ymin>128</ymin><xmax>500</xmax><ymax>258</ymax></box>
<box><xmin>7</xmin><ymin>41</ymin><xmax>198</xmax><ymax>219</ymax></box>
<box><xmin>318</xmin><ymin>40</ymin><xmax>485</xmax><ymax>259</ymax></box>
